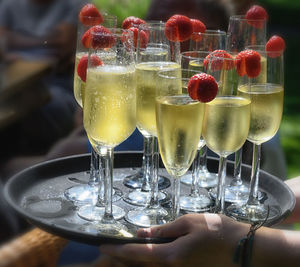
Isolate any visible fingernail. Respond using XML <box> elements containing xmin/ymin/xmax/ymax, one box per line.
<box><xmin>137</xmin><ymin>228</ymin><xmax>151</xmax><ymax>238</ymax></box>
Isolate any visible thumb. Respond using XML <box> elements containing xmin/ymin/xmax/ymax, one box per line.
<box><xmin>138</xmin><ymin>215</ymin><xmax>193</xmax><ymax>239</ymax></box>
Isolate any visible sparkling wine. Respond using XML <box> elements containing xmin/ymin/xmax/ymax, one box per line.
<box><xmin>136</xmin><ymin>61</ymin><xmax>181</xmax><ymax>137</ymax></box>
<box><xmin>238</xmin><ymin>83</ymin><xmax>284</xmax><ymax>144</ymax></box>
<box><xmin>156</xmin><ymin>95</ymin><xmax>204</xmax><ymax>177</ymax></box>
<box><xmin>202</xmin><ymin>96</ymin><xmax>251</xmax><ymax>156</ymax></box>
<box><xmin>84</xmin><ymin>65</ymin><xmax>136</xmax><ymax>148</ymax></box>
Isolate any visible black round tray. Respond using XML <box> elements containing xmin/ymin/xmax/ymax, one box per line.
<box><xmin>4</xmin><ymin>152</ymin><xmax>295</xmax><ymax>246</ymax></box>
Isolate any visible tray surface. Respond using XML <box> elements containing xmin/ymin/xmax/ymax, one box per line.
<box><xmin>4</xmin><ymin>152</ymin><xmax>295</xmax><ymax>245</ymax></box>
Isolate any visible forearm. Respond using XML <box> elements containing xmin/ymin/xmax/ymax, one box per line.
<box><xmin>252</xmin><ymin>227</ymin><xmax>300</xmax><ymax>267</ymax></box>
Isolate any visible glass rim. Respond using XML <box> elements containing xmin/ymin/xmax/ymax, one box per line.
<box><xmin>229</xmin><ymin>14</ymin><xmax>267</xmax><ymax>22</ymax></box>
<box><xmin>192</xmin><ymin>29</ymin><xmax>226</xmax><ymax>36</ymax></box>
<box><xmin>138</xmin><ymin>21</ymin><xmax>165</xmax><ymax>30</ymax></box>
<box><xmin>245</xmin><ymin>45</ymin><xmax>284</xmax><ymax>55</ymax></box>
<box><xmin>181</xmin><ymin>50</ymin><xmax>211</xmax><ymax>59</ymax></box>
<box><xmin>157</xmin><ymin>68</ymin><xmax>203</xmax><ymax>80</ymax></box>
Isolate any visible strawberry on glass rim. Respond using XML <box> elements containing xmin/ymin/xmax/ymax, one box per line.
<box><xmin>235</xmin><ymin>49</ymin><xmax>261</xmax><ymax>78</ymax></box>
<box><xmin>122</xmin><ymin>16</ymin><xmax>146</xmax><ymax>29</ymax></box>
<box><xmin>79</xmin><ymin>3</ymin><xmax>103</xmax><ymax>26</ymax></box>
<box><xmin>203</xmin><ymin>50</ymin><xmax>234</xmax><ymax>71</ymax></box>
<box><xmin>265</xmin><ymin>35</ymin><xmax>285</xmax><ymax>58</ymax></box>
<box><xmin>77</xmin><ymin>54</ymin><xmax>103</xmax><ymax>82</ymax></box>
<box><xmin>81</xmin><ymin>25</ymin><xmax>116</xmax><ymax>49</ymax></box>
<box><xmin>245</xmin><ymin>5</ymin><xmax>268</xmax><ymax>29</ymax></box>
<box><xmin>187</xmin><ymin>73</ymin><xmax>218</xmax><ymax>103</ymax></box>
<box><xmin>190</xmin><ymin>18</ymin><xmax>206</xmax><ymax>42</ymax></box>
<box><xmin>164</xmin><ymin>14</ymin><xmax>193</xmax><ymax>42</ymax></box>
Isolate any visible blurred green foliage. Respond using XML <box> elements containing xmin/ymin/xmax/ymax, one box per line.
<box><xmin>93</xmin><ymin>0</ymin><xmax>151</xmax><ymax>26</ymax></box>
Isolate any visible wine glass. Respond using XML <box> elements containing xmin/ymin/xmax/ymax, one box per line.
<box><xmin>80</xmin><ymin>28</ymin><xmax>136</xmax><ymax>235</ymax></box>
<box><xmin>155</xmin><ymin>73</ymin><xmax>204</xmax><ymax>220</ymax></box>
<box><xmin>64</xmin><ymin>13</ymin><xmax>117</xmax><ymax>205</ymax></box>
<box><xmin>123</xmin><ymin>21</ymin><xmax>170</xmax><ymax>207</ymax></box>
<box><xmin>125</xmin><ymin>22</ymin><xmax>181</xmax><ymax>227</ymax></box>
<box><xmin>226</xmin><ymin>46</ymin><xmax>284</xmax><ymax>222</ymax></box>
<box><xmin>224</xmin><ymin>14</ymin><xmax>267</xmax><ymax>204</ymax></box>
<box><xmin>203</xmin><ymin>53</ymin><xmax>251</xmax><ymax>213</ymax></box>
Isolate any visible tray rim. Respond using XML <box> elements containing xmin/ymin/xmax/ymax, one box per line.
<box><xmin>4</xmin><ymin>152</ymin><xmax>296</xmax><ymax>245</ymax></box>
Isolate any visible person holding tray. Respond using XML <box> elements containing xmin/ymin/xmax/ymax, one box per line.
<box><xmin>96</xmin><ymin>176</ymin><xmax>300</xmax><ymax>267</ymax></box>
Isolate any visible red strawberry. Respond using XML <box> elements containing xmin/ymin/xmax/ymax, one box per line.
<box><xmin>265</xmin><ymin>35</ymin><xmax>285</xmax><ymax>58</ymax></box>
<box><xmin>81</xmin><ymin>28</ymin><xmax>92</xmax><ymax>48</ymax></box>
<box><xmin>79</xmin><ymin>4</ymin><xmax>103</xmax><ymax>26</ymax></box>
<box><xmin>89</xmin><ymin>25</ymin><xmax>116</xmax><ymax>49</ymax></box>
<box><xmin>187</xmin><ymin>73</ymin><xmax>218</xmax><ymax>103</ymax></box>
<box><xmin>77</xmin><ymin>54</ymin><xmax>103</xmax><ymax>82</ymax></box>
<box><xmin>190</xmin><ymin>19</ymin><xmax>206</xmax><ymax>42</ymax></box>
<box><xmin>164</xmin><ymin>14</ymin><xmax>193</xmax><ymax>42</ymax></box>
<box><xmin>245</xmin><ymin>5</ymin><xmax>268</xmax><ymax>29</ymax></box>
<box><xmin>124</xmin><ymin>27</ymin><xmax>148</xmax><ymax>49</ymax></box>
<box><xmin>203</xmin><ymin>50</ymin><xmax>234</xmax><ymax>71</ymax></box>
<box><xmin>122</xmin><ymin>16</ymin><xmax>146</xmax><ymax>29</ymax></box>
<box><xmin>235</xmin><ymin>50</ymin><xmax>261</xmax><ymax>78</ymax></box>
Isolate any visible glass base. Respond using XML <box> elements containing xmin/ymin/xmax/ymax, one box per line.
<box><xmin>64</xmin><ymin>184</ymin><xmax>98</xmax><ymax>204</ymax></box>
<box><xmin>123</xmin><ymin>190</ymin><xmax>168</xmax><ymax>206</ymax></box>
<box><xmin>180</xmin><ymin>194</ymin><xmax>212</xmax><ymax>212</ymax></box>
<box><xmin>77</xmin><ymin>204</ymin><xmax>126</xmax><ymax>221</ymax></box>
<box><xmin>209</xmin><ymin>186</ymin><xmax>264</xmax><ymax>204</ymax></box>
<box><xmin>123</xmin><ymin>172</ymin><xmax>171</xmax><ymax>190</ymax></box>
<box><xmin>223</xmin><ymin>184</ymin><xmax>249</xmax><ymax>204</ymax></box>
<box><xmin>181</xmin><ymin>171</ymin><xmax>218</xmax><ymax>188</ymax></box>
<box><xmin>226</xmin><ymin>203</ymin><xmax>281</xmax><ymax>223</ymax></box>
<box><xmin>125</xmin><ymin>207</ymin><xmax>169</xmax><ymax>228</ymax></box>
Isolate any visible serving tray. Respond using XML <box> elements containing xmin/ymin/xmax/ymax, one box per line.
<box><xmin>4</xmin><ymin>152</ymin><xmax>295</xmax><ymax>245</ymax></box>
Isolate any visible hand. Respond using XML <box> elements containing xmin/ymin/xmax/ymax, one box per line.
<box><xmin>99</xmin><ymin>213</ymin><xmax>249</xmax><ymax>267</ymax></box>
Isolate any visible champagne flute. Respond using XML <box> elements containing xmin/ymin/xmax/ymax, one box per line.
<box><xmin>123</xmin><ymin>21</ymin><xmax>170</xmax><ymax>207</ymax></box>
<box><xmin>224</xmin><ymin>14</ymin><xmax>267</xmax><ymax>204</ymax></box>
<box><xmin>226</xmin><ymin>46</ymin><xmax>284</xmax><ymax>222</ymax></box>
<box><xmin>180</xmin><ymin>50</ymin><xmax>218</xmax><ymax>190</ymax></box>
<box><xmin>125</xmin><ymin>22</ymin><xmax>181</xmax><ymax>227</ymax></box>
<box><xmin>203</xmin><ymin>53</ymin><xmax>251</xmax><ymax>213</ymax></box>
<box><xmin>156</xmin><ymin>74</ymin><xmax>204</xmax><ymax>220</ymax></box>
<box><xmin>64</xmin><ymin>13</ymin><xmax>117</xmax><ymax>204</ymax></box>
<box><xmin>81</xmin><ymin>28</ymin><xmax>136</xmax><ymax>235</ymax></box>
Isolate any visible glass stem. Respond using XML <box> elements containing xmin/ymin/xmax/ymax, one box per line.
<box><xmin>102</xmin><ymin>147</ymin><xmax>115</xmax><ymax>223</ymax></box>
<box><xmin>88</xmin><ymin>147</ymin><xmax>100</xmax><ymax>186</ymax></box>
<box><xmin>247</xmin><ymin>143</ymin><xmax>261</xmax><ymax>206</ymax></box>
<box><xmin>231</xmin><ymin>147</ymin><xmax>243</xmax><ymax>186</ymax></box>
<box><xmin>172</xmin><ymin>177</ymin><xmax>181</xmax><ymax>220</ymax></box>
<box><xmin>149</xmin><ymin>137</ymin><xmax>159</xmax><ymax>208</ymax></box>
<box><xmin>215</xmin><ymin>156</ymin><xmax>227</xmax><ymax>213</ymax></box>
<box><xmin>199</xmin><ymin>145</ymin><xmax>208</xmax><ymax>172</ymax></box>
<box><xmin>141</xmin><ymin>136</ymin><xmax>153</xmax><ymax>192</ymax></box>
<box><xmin>96</xmin><ymin>154</ymin><xmax>105</xmax><ymax>207</ymax></box>
<box><xmin>190</xmin><ymin>148</ymin><xmax>200</xmax><ymax>197</ymax></box>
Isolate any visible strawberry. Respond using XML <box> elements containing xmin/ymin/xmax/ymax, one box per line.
<box><xmin>245</xmin><ymin>5</ymin><xmax>268</xmax><ymax>29</ymax></box>
<box><xmin>235</xmin><ymin>50</ymin><xmax>261</xmax><ymax>78</ymax></box>
<box><xmin>203</xmin><ymin>50</ymin><xmax>234</xmax><ymax>71</ymax></box>
<box><xmin>81</xmin><ymin>28</ymin><xmax>92</xmax><ymax>48</ymax></box>
<box><xmin>190</xmin><ymin>19</ymin><xmax>206</xmax><ymax>42</ymax></box>
<box><xmin>77</xmin><ymin>54</ymin><xmax>103</xmax><ymax>82</ymax></box>
<box><xmin>265</xmin><ymin>35</ymin><xmax>285</xmax><ymax>58</ymax></box>
<box><xmin>124</xmin><ymin>27</ymin><xmax>148</xmax><ymax>49</ymax></box>
<box><xmin>89</xmin><ymin>25</ymin><xmax>116</xmax><ymax>49</ymax></box>
<box><xmin>164</xmin><ymin>14</ymin><xmax>193</xmax><ymax>42</ymax></box>
<box><xmin>79</xmin><ymin>4</ymin><xmax>103</xmax><ymax>26</ymax></box>
<box><xmin>187</xmin><ymin>73</ymin><xmax>218</xmax><ymax>103</ymax></box>
<box><xmin>122</xmin><ymin>16</ymin><xmax>146</xmax><ymax>29</ymax></box>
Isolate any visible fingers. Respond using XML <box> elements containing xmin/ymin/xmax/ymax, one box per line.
<box><xmin>138</xmin><ymin>214</ymin><xmax>198</xmax><ymax>238</ymax></box>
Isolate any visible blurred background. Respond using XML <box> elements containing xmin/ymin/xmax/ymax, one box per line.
<box><xmin>0</xmin><ymin>0</ymin><xmax>299</xmax><ymax>256</ymax></box>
